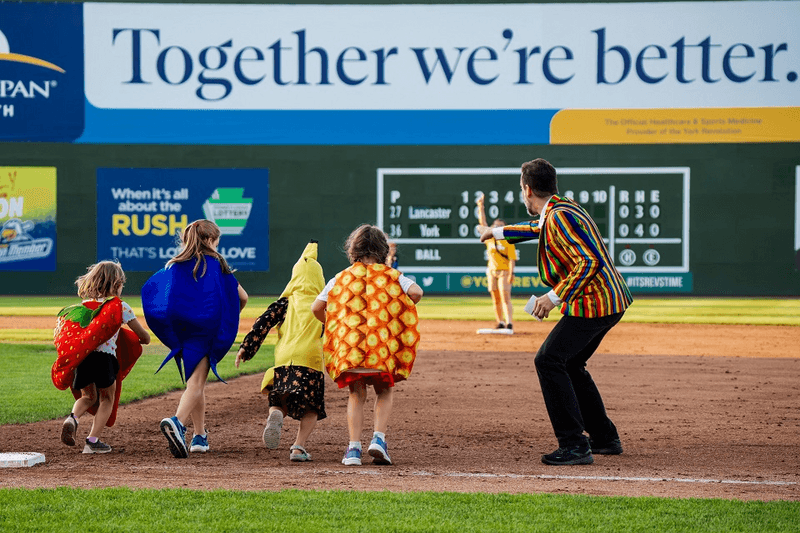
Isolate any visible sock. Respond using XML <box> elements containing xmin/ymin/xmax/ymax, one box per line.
<box><xmin>373</xmin><ymin>431</ymin><xmax>386</xmax><ymax>442</ymax></box>
<box><xmin>349</xmin><ymin>441</ymin><xmax>361</xmax><ymax>450</ymax></box>
<box><xmin>87</xmin><ymin>436</ymin><xmax>98</xmax><ymax>443</ymax></box>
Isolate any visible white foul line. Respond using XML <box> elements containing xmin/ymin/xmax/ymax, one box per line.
<box><xmin>318</xmin><ymin>469</ymin><xmax>796</xmax><ymax>487</ymax></box>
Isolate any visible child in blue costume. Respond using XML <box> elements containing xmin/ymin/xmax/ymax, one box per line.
<box><xmin>143</xmin><ymin>219</ymin><xmax>248</xmax><ymax>458</ymax></box>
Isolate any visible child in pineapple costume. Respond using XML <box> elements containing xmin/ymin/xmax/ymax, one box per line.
<box><xmin>235</xmin><ymin>240</ymin><xmax>327</xmax><ymax>462</ymax></box>
<box><xmin>312</xmin><ymin>224</ymin><xmax>423</xmax><ymax>466</ymax></box>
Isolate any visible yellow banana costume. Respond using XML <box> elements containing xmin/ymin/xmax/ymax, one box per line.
<box><xmin>259</xmin><ymin>241</ymin><xmax>325</xmax><ymax>391</ymax></box>
<box><xmin>323</xmin><ymin>262</ymin><xmax>419</xmax><ymax>384</ymax></box>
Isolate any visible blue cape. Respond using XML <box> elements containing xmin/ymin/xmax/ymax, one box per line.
<box><xmin>142</xmin><ymin>256</ymin><xmax>240</xmax><ymax>382</ymax></box>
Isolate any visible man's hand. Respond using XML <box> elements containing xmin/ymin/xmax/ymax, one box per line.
<box><xmin>476</xmin><ymin>193</ymin><xmax>484</xmax><ymax>207</ymax></box>
<box><xmin>478</xmin><ymin>226</ymin><xmax>494</xmax><ymax>242</ymax></box>
<box><xmin>533</xmin><ymin>294</ymin><xmax>556</xmax><ymax>320</ymax></box>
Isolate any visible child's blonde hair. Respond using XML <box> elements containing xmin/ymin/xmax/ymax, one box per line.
<box><xmin>167</xmin><ymin>219</ymin><xmax>232</xmax><ymax>279</ymax></box>
<box><xmin>76</xmin><ymin>261</ymin><xmax>126</xmax><ymax>299</ymax></box>
<box><xmin>345</xmin><ymin>224</ymin><xmax>390</xmax><ymax>265</ymax></box>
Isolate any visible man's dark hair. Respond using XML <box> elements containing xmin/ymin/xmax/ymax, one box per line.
<box><xmin>521</xmin><ymin>158</ymin><xmax>558</xmax><ymax>198</ymax></box>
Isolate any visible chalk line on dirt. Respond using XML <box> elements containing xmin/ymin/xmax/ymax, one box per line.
<box><xmin>317</xmin><ymin>469</ymin><xmax>797</xmax><ymax>486</ymax></box>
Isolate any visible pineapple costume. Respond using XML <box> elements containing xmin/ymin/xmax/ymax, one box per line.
<box><xmin>323</xmin><ymin>262</ymin><xmax>420</xmax><ymax>385</ymax></box>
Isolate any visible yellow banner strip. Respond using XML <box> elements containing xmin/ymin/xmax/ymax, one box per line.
<box><xmin>550</xmin><ymin>107</ymin><xmax>800</xmax><ymax>144</ymax></box>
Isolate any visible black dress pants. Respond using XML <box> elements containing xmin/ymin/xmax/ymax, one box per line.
<box><xmin>534</xmin><ymin>311</ymin><xmax>624</xmax><ymax>448</ymax></box>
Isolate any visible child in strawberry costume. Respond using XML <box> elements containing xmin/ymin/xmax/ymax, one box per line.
<box><xmin>142</xmin><ymin>220</ymin><xmax>248</xmax><ymax>458</ymax></box>
<box><xmin>53</xmin><ymin>261</ymin><xmax>151</xmax><ymax>454</ymax></box>
<box><xmin>312</xmin><ymin>225</ymin><xmax>423</xmax><ymax>466</ymax></box>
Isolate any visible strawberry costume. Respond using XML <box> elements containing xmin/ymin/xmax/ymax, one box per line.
<box><xmin>52</xmin><ymin>297</ymin><xmax>143</xmax><ymax>427</ymax></box>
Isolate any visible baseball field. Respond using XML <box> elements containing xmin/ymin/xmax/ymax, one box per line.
<box><xmin>1</xmin><ymin>295</ymin><xmax>798</xmax><ymax>531</ymax></box>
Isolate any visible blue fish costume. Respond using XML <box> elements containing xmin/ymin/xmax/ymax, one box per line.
<box><xmin>143</xmin><ymin>256</ymin><xmax>241</xmax><ymax>382</ymax></box>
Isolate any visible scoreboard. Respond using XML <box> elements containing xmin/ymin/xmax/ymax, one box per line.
<box><xmin>376</xmin><ymin>167</ymin><xmax>690</xmax><ymax>281</ymax></box>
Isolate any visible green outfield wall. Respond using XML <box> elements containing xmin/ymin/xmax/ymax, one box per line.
<box><xmin>2</xmin><ymin>143</ymin><xmax>798</xmax><ymax>296</ymax></box>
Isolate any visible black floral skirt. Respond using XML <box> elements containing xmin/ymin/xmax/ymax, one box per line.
<box><xmin>266</xmin><ymin>365</ymin><xmax>327</xmax><ymax>421</ymax></box>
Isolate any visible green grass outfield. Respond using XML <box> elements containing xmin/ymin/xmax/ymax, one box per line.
<box><xmin>0</xmin><ymin>487</ymin><xmax>797</xmax><ymax>533</ymax></box>
<box><xmin>1</xmin><ymin>296</ymin><xmax>798</xmax><ymax>530</ymax></box>
<box><xmin>2</xmin><ymin>295</ymin><xmax>799</xmax><ymax>329</ymax></box>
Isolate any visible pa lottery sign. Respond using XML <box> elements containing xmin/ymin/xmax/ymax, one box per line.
<box><xmin>96</xmin><ymin>168</ymin><xmax>269</xmax><ymax>271</ymax></box>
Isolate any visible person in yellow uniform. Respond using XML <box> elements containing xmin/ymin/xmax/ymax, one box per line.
<box><xmin>476</xmin><ymin>193</ymin><xmax>516</xmax><ymax>331</ymax></box>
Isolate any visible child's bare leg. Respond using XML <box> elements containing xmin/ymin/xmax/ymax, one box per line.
<box><xmin>270</xmin><ymin>405</ymin><xmax>288</xmax><ymax>417</ymax></box>
<box><xmin>292</xmin><ymin>411</ymin><xmax>318</xmax><ymax>454</ymax></box>
<box><xmin>373</xmin><ymin>385</ymin><xmax>394</xmax><ymax>434</ymax></box>
<box><xmin>347</xmin><ymin>381</ymin><xmax>367</xmax><ymax>442</ymax></box>
<box><xmin>88</xmin><ymin>381</ymin><xmax>116</xmax><ymax>438</ymax></box>
<box><xmin>71</xmin><ymin>385</ymin><xmax>98</xmax><ymax>419</ymax></box>
<box><xmin>176</xmin><ymin>357</ymin><xmax>210</xmax><ymax>426</ymax></box>
<box><xmin>187</xmin><ymin>384</ymin><xmax>207</xmax><ymax>435</ymax></box>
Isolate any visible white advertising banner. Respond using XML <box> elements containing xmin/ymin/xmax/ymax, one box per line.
<box><xmin>84</xmin><ymin>2</ymin><xmax>800</xmax><ymax>111</ymax></box>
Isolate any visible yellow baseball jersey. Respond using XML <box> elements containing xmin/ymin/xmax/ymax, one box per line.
<box><xmin>485</xmin><ymin>238</ymin><xmax>516</xmax><ymax>271</ymax></box>
<box><xmin>323</xmin><ymin>262</ymin><xmax>419</xmax><ymax>383</ymax></box>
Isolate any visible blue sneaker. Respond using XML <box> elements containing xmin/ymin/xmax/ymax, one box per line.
<box><xmin>190</xmin><ymin>433</ymin><xmax>209</xmax><ymax>453</ymax></box>
<box><xmin>160</xmin><ymin>416</ymin><xmax>188</xmax><ymax>458</ymax></box>
<box><xmin>342</xmin><ymin>446</ymin><xmax>362</xmax><ymax>466</ymax></box>
<box><xmin>368</xmin><ymin>436</ymin><xmax>392</xmax><ymax>465</ymax></box>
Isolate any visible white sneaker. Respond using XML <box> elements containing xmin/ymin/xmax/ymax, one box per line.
<box><xmin>262</xmin><ymin>411</ymin><xmax>284</xmax><ymax>449</ymax></box>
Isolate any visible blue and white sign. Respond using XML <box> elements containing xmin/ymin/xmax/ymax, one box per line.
<box><xmin>1</xmin><ymin>1</ymin><xmax>798</xmax><ymax>145</ymax></box>
<box><xmin>96</xmin><ymin>168</ymin><xmax>269</xmax><ymax>272</ymax></box>
<box><xmin>0</xmin><ymin>2</ymin><xmax>84</xmax><ymax>141</ymax></box>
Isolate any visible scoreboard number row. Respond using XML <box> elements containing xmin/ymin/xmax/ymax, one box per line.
<box><xmin>377</xmin><ymin>167</ymin><xmax>690</xmax><ymax>273</ymax></box>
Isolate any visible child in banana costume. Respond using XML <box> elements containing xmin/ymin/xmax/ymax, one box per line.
<box><xmin>235</xmin><ymin>241</ymin><xmax>326</xmax><ymax>462</ymax></box>
<box><xmin>312</xmin><ymin>225</ymin><xmax>423</xmax><ymax>466</ymax></box>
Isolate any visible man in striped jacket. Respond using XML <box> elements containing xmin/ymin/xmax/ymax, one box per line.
<box><xmin>480</xmin><ymin>158</ymin><xmax>633</xmax><ymax>466</ymax></box>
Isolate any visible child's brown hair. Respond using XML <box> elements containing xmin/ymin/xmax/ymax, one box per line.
<box><xmin>345</xmin><ymin>224</ymin><xmax>390</xmax><ymax>265</ymax></box>
<box><xmin>76</xmin><ymin>261</ymin><xmax>126</xmax><ymax>299</ymax></box>
<box><xmin>167</xmin><ymin>219</ymin><xmax>232</xmax><ymax>279</ymax></box>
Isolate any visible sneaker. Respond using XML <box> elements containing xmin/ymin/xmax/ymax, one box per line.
<box><xmin>590</xmin><ymin>438</ymin><xmax>623</xmax><ymax>455</ymax></box>
<box><xmin>190</xmin><ymin>433</ymin><xmax>209</xmax><ymax>453</ymax></box>
<box><xmin>541</xmin><ymin>443</ymin><xmax>593</xmax><ymax>465</ymax></box>
<box><xmin>160</xmin><ymin>416</ymin><xmax>189</xmax><ymax>458</ymax></box>
<box><xmin>262</xmin><ymin>410</ymin><xmax>284</xmax><ymax>449</ymax></box>
<box><xmin>506</xmin><ymin>323</ymin><xmax>513</xmax><ymax>331</ymax></box>
<box><xmin>368</xmin><ymin>436</ymin><xmax>392</xmax><ymax>465</ymax></box>
<box><xmin>496</xmin><ymin>323</ymin><xmax>506</xmax><ymax>329</ymax></box>
<box><xmin>342</xmin><ymin>446</ymin><xmax>362</xmax><ymax>466</ymax></box>
<box><xmin>61</xmin><ymin>415</ymin><xmax>78</xmax><ymax>447</ymax></box>
<box><xmin>82</xmin><ymin>437</ymin><xmax>112</xmax><ymax>454</ymax></box>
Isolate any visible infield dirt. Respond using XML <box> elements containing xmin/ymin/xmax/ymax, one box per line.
<box><xmin>1</xmin><ymin>318</ymin><xmax>798</xmax><ymax>501</ymax></box>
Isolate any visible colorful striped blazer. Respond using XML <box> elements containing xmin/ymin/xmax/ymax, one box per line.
<box><xmin>503</xmin><ymin>195</ymin><xmax>632</xmax><ymax>318</ymax></box>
